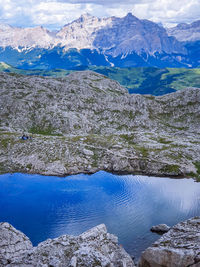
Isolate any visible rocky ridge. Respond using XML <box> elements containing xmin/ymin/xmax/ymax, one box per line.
<box><xmin>167</xmin><ymin>20</ymin><xmax>200</xmax><ymax>42</ymax></box>
<box><xmin>0</xmin><ymin>222</ymin><xmax>135</xmax><ymax>267</ymax></box>
<box><xmin>0</xmin><ymin>25</ymin><xmax>56</xmax><ymax>49</ymax></box>
<box><xmin>0</xmin><ymin>71</ymin><xmax>200</xmax><ymax>178</ymax></box>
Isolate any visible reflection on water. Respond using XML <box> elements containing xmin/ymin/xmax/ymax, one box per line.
<box><xmin>0</xmin><ymin>171</ymin><xmax>200</xmax><ymax>260</ymax></box>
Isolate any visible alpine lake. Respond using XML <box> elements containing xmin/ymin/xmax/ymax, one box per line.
<box><xmin>1</xmin><ymin>171</ymin><xmax>200</xmax><ymax>260</ymax></box>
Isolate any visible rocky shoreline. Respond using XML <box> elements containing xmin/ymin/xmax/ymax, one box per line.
<box><xmin>1</xmin><ymin>217</ymin><xmax>200</xmax><ymax>267</ymax></box>
<box><xmin>139</xmin><ymin>217</ymin><xmax>200</xmax><ymax>267</ymax></box>
<box><xmin>0</xmin><ymin>164</ymin><xmax>195</xmax><ymax>180</ymax></box>
<box><xmin>0</xmin><ymin>129</ymin><xmax>199</xmax><ymax>179</ymax></box>
<box><xmin>0</xmin><ymin>222</ymin><xmax>135</xmax><ymax>267</ymax></box>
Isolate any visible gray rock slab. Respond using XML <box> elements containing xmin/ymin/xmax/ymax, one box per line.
<box><xmin>139</xmin><ymin>217</ymin><xmax>200</xmax><ymax>267</ymax></box>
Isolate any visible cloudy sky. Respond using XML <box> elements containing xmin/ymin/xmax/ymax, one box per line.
<box><xmin>0</xmin><ymin>0</ymin><xmax>199</xmax><ymax>30</ymax></box>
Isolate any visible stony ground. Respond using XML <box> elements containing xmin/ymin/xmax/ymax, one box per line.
<box><xmin>0</xmin><ymin>71</ymin><xmax>200</xmax><ymax>178</ymax></box>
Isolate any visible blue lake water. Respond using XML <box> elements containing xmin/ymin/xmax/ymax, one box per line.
<box><xmin>0</xmin><ymin>171</ymin><xmax>200</xmax><ymax>260</ymax></box>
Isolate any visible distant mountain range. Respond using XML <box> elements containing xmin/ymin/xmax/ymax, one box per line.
<box><xmin>167</xmin><ymin>20</ymin><xmax>200</xmax><ymax>42</ymax></box>
<box><xmin>0</xmin><ymin>13</ymin><xmax>199</xmax><ymax>69</ymax></box>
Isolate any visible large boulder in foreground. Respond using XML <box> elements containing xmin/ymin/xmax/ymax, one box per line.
<box><xmin>0</xmin><ymin>222</ymin><xmax>135</xmax><ymax>267</ymax></box>
<box><xmin>0</xmin><ymin>222</ymin><xmax>33</xmax><ymax>265</ymax></box>
<box><xmin>139</xmin><ymin>217</ymin><xmax>200</xmax><ymax>267</ymax></box>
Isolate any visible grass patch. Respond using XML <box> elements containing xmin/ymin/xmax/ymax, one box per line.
<box><xmin>194</xmin><ymin>161</ymin><xmax>200</xmax><ymax>175</ymax></box>
<box><xmin>0</xmin><ymin>162</ymin><xmax>6</xmax><ymax>174</ymax></box>
<box><xmin>85</xmin><ymin>98</ymin><xmax>95</xmax><ymax>104</ymax></box>
<box><xmin>91</xmin><ymin>152</ymin><xmax>99</xmax><ymax>168</ymax></box>
<box><xmin>161</xmin><ymin>164</ymin><xmax>180</xmax><ymax>174</ymax></box>
<box><xmin>158</xmin><ymin>137</ymin><xmax>172</xmax><ymax>144</ymax></box>
<box><xmin>166</xmin><ymin>152</ymin><xmax>183</xmax><ymax>161</ymax></box>
<box><xmin>29</xmin><ymin>126</ymin><xmax>62</xmax><ymax>136</ymax></box>
<box><xmin>70</xmin><ymin>136</ymin><xmax>82</xmax><ymax>142</ymax></box>
<box><xmin>26</xmin><ymin>163</ymin><xmax>32</xmax><ymax>170</ymax></box>
<box><xmin>194</xmin><ymin>161</ymin><xmax>200</xmax><ymax>182</ymax></box>
<box><xmin>136</xmin><ymin>146</ymin><xmax>149</xmax><ymax>157</ymax></box>
<box><xmin>0</xmin><ymin>137</ymin><xmax>14</xmax><ymax>148</ymax></box>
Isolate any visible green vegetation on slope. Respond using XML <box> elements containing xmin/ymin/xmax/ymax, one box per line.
<box><xmin>91</xmin><ymin>66</ymin><xmax>200</xmax><ymax>95</ymax></box>
<box><xmin>161</xmin><ymin>68</ymin><xmax>200</xmax><ymax>91</ymax></box>
<box><xmin>0</xmin><ymin>62</ymin><xmax>200</xmax><ymax>95</ymax></box>
<box><xmin>0</xmin><ymin>62</ymin><xmax>72</xmax><ymax>77</ymax></box>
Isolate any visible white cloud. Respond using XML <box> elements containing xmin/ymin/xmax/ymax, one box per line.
<box><xmin>132</xmin><ymin>0</ymin><xmax>200</xmax><ymax>26</ymax></box>
<box><xmin>0</xmin><ymin>0</ymin><xmax>199</xmax><ymax>29</ymax></box>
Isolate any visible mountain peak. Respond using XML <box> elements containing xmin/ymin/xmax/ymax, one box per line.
<box><xmin>78</xmin><ymin>13</ymin><xmax>96</xmax><ymax>23</ymax></box>
<box><xmin>123</xmin><ymin>12</ymin><xmax>139</xmax><ymax>21</ymax></box>
<box><xmin>126</xmin><ymin>12</ymin><xmax>133</xmax><ymax>17</ymax></box>
<box><xmin>80</xmin><ymin>13</ymin><xmax>93</xmax><ymax>19</ymax></box>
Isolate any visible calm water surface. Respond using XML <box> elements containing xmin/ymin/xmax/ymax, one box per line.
<box><xmin>0</xmin><ymin>171</ymin><xmax>200</xmax><ymax>260</ymax></box>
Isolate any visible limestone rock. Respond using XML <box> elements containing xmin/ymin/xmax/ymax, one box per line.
<box><xmin>150</xmin><ymin>224</ymin><xmax>171</xmax><ymax>234</ymax></box>
<box><xmin>139</xmin><ymin>217</ymin><xmax>200</xmax><ymax>267</ymax></box>
<box><xmin>0</xmin><ymin>222</ymin><xmax>135</xmax><ymax>267</ymax></box>
<box><xmin>0</xmin><ymin>71</ymin><xmax>200</xmax><ymax>178</ymax></box>
<box><xmin>0</xmin><ymin>222</ymin><xmax>33</xmax><ymax>266</ymax></box>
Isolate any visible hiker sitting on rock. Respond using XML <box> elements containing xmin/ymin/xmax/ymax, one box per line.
<box><xmin>21</xmin><ymin>134</ymin><xmax>29</xmax><ymax>140</ymax></box>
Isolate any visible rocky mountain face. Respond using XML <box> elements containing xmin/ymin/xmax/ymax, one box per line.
<box><xmin>56</xmin><ymin>13</ymin><xmax>113</xmax><ymax>51</ymax></box>
<box><xmin>0</xmin><ymin>222</ymin><xmax>135</xmax><ymax>266</ymax></box>
<box><xmin>56</xmin><ymin>12</ymin><xmax>186</xmax><ymax>56</ymax></box>
<box><xmin>0</xmin><ymin>13</ymin><xmax>199</xmax><ymax>68</ymax></box>
<box><xmin>93</xmin><ymin>13</ymin><xmax>186</xmax><ymax>56</ymax></box>
<box><xmin>0</xmin><ymin>71</ymin><xmax>200</xmax><ymax>178</ymax></box>
<box><xmin>167</xmin><ymin>20</ymin><xmax>200</xmax><ymax>42</ymax></box>
<box><xmin>0</xmin><ymin>13</ymin><xmax>185</xmax><ymax>55</ymax></box>
<box><xmin>0</xmin><ymin>25</ymin><xmax>56</xmax><ymax>49</ymax></box>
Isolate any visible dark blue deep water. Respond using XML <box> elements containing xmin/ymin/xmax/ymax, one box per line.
<box><xmin>0</xmin><ymin>171</ymin><xmax>200</xmax><ymax>260</ymax></box>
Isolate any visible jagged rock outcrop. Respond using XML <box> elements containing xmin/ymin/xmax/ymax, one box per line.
<box><xmin>139</xmin><ymin>217</ymin><xmax>200</xmax><ymax>267</ymax></box>
<box><xmin>0</xmin><ymin>222</ymin><xmax>32</xmax><ymax>266</ymax></box>
<box><xmin>0</xmin><ymin>71</ymin><xmax>200</xmax><ymax>177</ymax></box>
<box><xmin>0</xmin><ymin>222</ymin><xmax>135</xmax><ymax>267</ymax></box>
